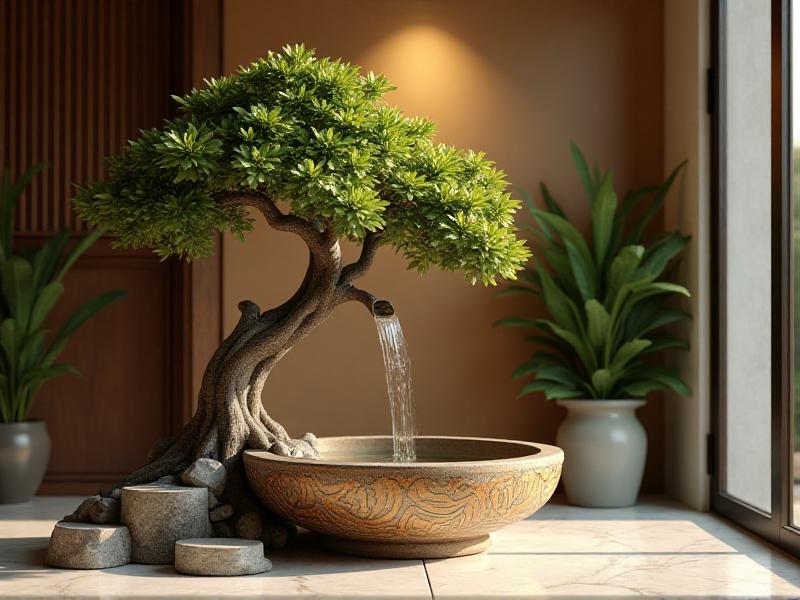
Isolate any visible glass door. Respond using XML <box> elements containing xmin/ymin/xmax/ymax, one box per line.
<box><xmin>712</xmin><ymin>0</ymin><xmax>800</xmax><ymax>557</ymax></box>
<box><xmin>719</xmin><ymin>0</ymin><xmax>772</xmax><ymax>516</ymax></box>
<box><xmin>792</xmin><ymin>0</ymin><xmax>800</xmax><ymax>533</ymax></box>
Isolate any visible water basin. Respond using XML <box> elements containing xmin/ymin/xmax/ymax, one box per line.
<box><xmin>244</xmin><ymin>435</ymin><xmax>563</xmax><ymax>559</ymax></box>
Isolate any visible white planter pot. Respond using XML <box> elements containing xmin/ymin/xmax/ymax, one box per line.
<box><xmin>556</xmin><ymin>399</ymin><xmax>647</xmax><ymax>508</ymax></box>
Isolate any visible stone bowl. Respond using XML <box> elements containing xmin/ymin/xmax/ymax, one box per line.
<box><xmin>244</xmin><ymin>435</ymin><xmax>563</xmax><ymax>559</ymax></box>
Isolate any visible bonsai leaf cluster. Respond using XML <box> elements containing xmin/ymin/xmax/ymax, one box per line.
<box><xmin>75</xmin><ymin>44</ymin><xmax>529</xmax><ymax>285</ymax></box>
<box><xmin>0</xmin><ymin>165</ymin><xmax>125</xmax><ymax>423</ymax></box>
<box><xmin>63</xmin><ymin>46</ymin><xmax>531</xmax><ymax>535</ymax></box>
<box><xmin>498</xmin><ymin>144</ymin><xmax>691</xmax><ymax>400</ymax></box>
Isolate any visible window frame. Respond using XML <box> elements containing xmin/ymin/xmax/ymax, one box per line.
<box><xmin>711</xmin><ymin>0</ymin><xmax>800</xmax><ymax>557</ymax></box>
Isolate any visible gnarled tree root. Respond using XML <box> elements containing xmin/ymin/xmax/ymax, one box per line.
<box><xmin>64</xmin><ymin>193</ymin><xmax>385</xmax><ymax>550</ymax></box>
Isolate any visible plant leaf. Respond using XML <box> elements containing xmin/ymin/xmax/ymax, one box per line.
<box><xmin>536</xmin><ymin>319</ymin><xmax>595</xmax><ymax>373</ymax></box>
<box><xmin>18</xmin><ymin>329</ymin><xmax>47</xmax><ymax>372</ymax></box>
<box><xmin>495</xmin><ymin>285</ymin><xmax>538</xmax><ymax>298</ymax></box>
<box><xmin>1</xmin><ymin>257</ymin><xmax>35</xmax><ymax>328</ymax></box>
<box><xmin>29</xmin><ymin>282</ymin><xmax>64</xmax><ymax>332</ymax></box>
<box><xmin>610</xmin><ymin>339</ymin><xmax>652</xmax><ymax>372</ymax></box>
<box><xmin>535</xmin><ymin>261</ymin><xmax>582</xmax><ymax>334</ymax></box>
<box><xmin>605</xmin><ymin>245</ymin><xmax>645</xmax><ymax>309</ymax></box>
<box><xmin>630</xmin><ymin>308</ymin><xmax>691</xmax><ymax>338</ymax></box>
<box><xmin>585</xmin><ymin>299</ymin><xmax>611</xmax><ymax>350</ymax></box>
<box><xmin>637</xmin><ymin>233</ymin><xmax>689</xmax><ymax>279</ymax></box>
<box><xmin>518</xmin><ymin>380</ymin><xmax>584</xmax><ymax>400</ymax></box>
<box><xmin>536</xmin><ymin>363</ymin><xmax>583</xmax><ymax>387</ymax></box>
<box><xmin>540</xmin><ymin>182</ymin><xmax>566</xmax><ymax>218</ymax></box>
<box><xmin>570</xmin><ymin>142</ymin><xmax>594</xmax><ymax>204</ymax></box>
<box><xmin>591</xmin><ymin>171</ymin><xmax>617</xmax><ymax>268</ymax></box>
<box><xmin>622</xmin><ymin>365</ymin><xmax>691</xmax><ymax>396</ymax></box>
<box><xmin>19</xmin><ymin>363</ymin><xmax>78</xmax><ymax>388</ymax></box>
<box><xmin>54</xmin><ymin>229</ymin><xmax>103</xmax><ymax>283</ymax></box>
<box><xmin>532</xmin><ymin>209</ymin><xmax>596</xmax><ymax>281</ymax></box>
<box><xmin>44</xmin><ymin>289</ymin><xmax>125</xmax><ymax>364</ymax></box>
<box><xmin>525</xmin><ymin>334</ymin><xmax>579</xmax><ymax>366</ymax></box>
<box><xmin>619</xmin><ymin>380</ymin><xmax>667</xmax><ymax>397</ymax></box>
<box><xmin>563</xmin><ymin>237</ymin><xmax>596</xmax><ymax>301</ymax></box>
<box><xmin>0</xmin><ymin>319</ymin><xmax>17</xmax><ymax>368</ymax></box>
<box><xmin>494</xmin><ymin>317</ymin><xmax>538</xmax><ymax>328</ymax></box>
<box><xmin>31</xmin><ymin>229</ymin><xmax>71</xmax><ymax>293</ymax></box>
<box><xmin>639</xmin><ymin>335</ymin><xmax>689</xmax><ymax>355</ymax></box>
<box><xmin>628</xmin><ymin>161</ymin><xmax>687</xmax><ymax>244</ymax></box>
<box><xmin>512</xmin><ymin>361</ymin><xmax>540</xmax><ymax>379</ymax></box>
<box><xmin>0</xmin><ymin>164</ymin><xmax>48</xmax><ymax>260</ymax></box>
<box><xmin>591</xmin><ymin>368</ymin><xmax>616</xmax><ymax>398</ymax></box>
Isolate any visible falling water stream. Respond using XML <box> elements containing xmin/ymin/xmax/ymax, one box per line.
<box><xmin>373</xmin><ymin>303</ymin><xmax>417</xmax><ymax>463</ymax></box>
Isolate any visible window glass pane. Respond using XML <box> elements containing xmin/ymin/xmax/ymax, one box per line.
<box><xmin>793</xmin><ymin>0</ymin><xmax>800</xmax><ymax>528</ymax></box>
<box><xmin>723</xmin><ymin>0</ymin><xmax>772</xmax><ymax>513</ymax></box>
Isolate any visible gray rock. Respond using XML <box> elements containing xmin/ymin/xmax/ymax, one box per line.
<box><xmin>290</xmin><ymin>439</ymin><xmax>315</xmax><ymax>457</ymax></box>
<box><xmin>89</xmin><ymin>496</ymin><xmax>120</xmax><ymax>524</ymax></box>
<box><xmin>46</xmin><ymin>522</ymin><xmax>131</xmax><ymax>569</ymax></box>
<box><xmin>209</xmin><ymin>504</ymin><xmax>233</xmax><ymax>523</ymax></box>
<box><xmin>174</xmin><ymin>538</ymin><xmax>271</xmax><ymax>576</ymax></box>
<box><xmin>261</xmin><ymin>524</ymin><xmax>288</xmax><ymax>549</ymax></box>
<box><xmin>212</xmin><ymin>521</ymin><xmax>235</xmax><ymax>538</ymax></box>
<box><xmin>236</xmin><ymin>512</ymin><xmax>262</xmax><ymax>540</ymax></box>
<box><xmin>107</xmin><ymin>488</ymin><xmax>122</xmax><ymax>501</ymax></box>
<box><xmin>300</xmin><ymin>432</ymin><xmax>317</xmax><ymax>444</ymax></box>
<box><xmin>207</xmin><ymin>491</ymin><xmax>219</xmax><ymax>509</ymax></box>
<box><xmin>181</xmin><ymin>458</ymin><xmax>226</xmax><ymax>495</ymax></box>
<box><xmin>155</xmin><ymin>474</ymin><xmax>181</xmax><ymax>485</ymax></box>
<box><xmin>269</xmin><ymin>441</ymin><xmax>292</xmax><ymax>457</ymax></box>
<box><xmin>121</xmin><ymin>484</ymin><xmax>211</xmax><ymax>564</ymax></box>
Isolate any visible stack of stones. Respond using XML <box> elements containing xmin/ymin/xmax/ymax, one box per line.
<box><xmin>46</xmin><ymin>458</ymin><xmax>272</xmax><ymax>576</ymax></box>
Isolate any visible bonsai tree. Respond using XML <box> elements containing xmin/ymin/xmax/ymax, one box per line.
<box><xmin>73</xmin><ymin>46</ymin><xmax>529</xmax><ymax>525</ymax></box>
<box><xmin>497</xmin><ymin>144</ymin><xmax>691</xmax><ymax>400</ymax></box>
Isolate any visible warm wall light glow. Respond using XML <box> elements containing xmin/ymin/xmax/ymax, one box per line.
<box><xmin>360</xmin><ymin>24</ymin><xmax>517</xmax><ymax>145</ymax></box>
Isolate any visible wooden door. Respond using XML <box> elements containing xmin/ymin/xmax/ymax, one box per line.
<box><xmin>0</xmin><ymin>0</ymin><xmax>222</xmax><ymax>494</ymax></box>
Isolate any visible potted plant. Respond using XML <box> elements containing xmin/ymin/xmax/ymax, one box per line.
<box><xmin>62</xmin><ymin>45</ymin><xmax>532</xmax><ymax>541</ymax></box>
<box><xmin>0</xmin><ymin>164</ymin><xmax>124</xmax><ymax>504</ymax></box>
<box><xmin>498</xmin><ymin>144</ymin><xmax>691</xmax><ymax>507</ymax></box>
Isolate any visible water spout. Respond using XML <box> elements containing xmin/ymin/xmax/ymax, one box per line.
<box><xmin>371</xmin><ymin>299</ymin><xmax>395</xmax><ymax>317</ymax></box>
<box><xmin>373</xmin><ymin>302</ymin><xmax>416</xmax><ymax>463</ymax></box>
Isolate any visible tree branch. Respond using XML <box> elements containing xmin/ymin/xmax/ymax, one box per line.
<box><xmin>335</xmin><ymin>284</ymin><xmax>378</xmax><ymax>314</ymax></box>
<box><xmin>215</xmin><ymin>190</ymin><xmax>323</xmax><ymax>250</ymax></box>
<box><xmin>339</xmin><ymin>231</ymin><xmax>382</xmax><ymax>286</ymax></box>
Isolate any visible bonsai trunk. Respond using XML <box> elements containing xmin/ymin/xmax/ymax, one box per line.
<box><xmin>79</xmin><ymin>193</ymin><xmax>385</xmax><ymax>540</ymax></box>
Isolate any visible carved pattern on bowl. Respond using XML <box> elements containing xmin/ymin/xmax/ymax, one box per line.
<box><xmin>245</xmin><ymin>460</ymin><xmax>561</xmax><ymax>542</ymax></box>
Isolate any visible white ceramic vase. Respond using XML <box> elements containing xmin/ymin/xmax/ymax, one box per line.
<box><xmin>555</xmin><ymin>399</ymin><xmax>647</xmax><ymax>508</ymax></box>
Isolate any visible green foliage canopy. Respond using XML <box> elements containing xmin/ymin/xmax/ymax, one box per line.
<box><xmin>497</xmin><ymin>144</ymin><xmax>691</xmax><ymax>400</ymax></box>
<box><xmin>74</xmin><ymin>45</ymin><xmax>529</xmax><ymax>285</ymax></box>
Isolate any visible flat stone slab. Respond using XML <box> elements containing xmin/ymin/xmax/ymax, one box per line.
<box><xmin>174</xmin><ymin>538</ymin><xmax>272</xmax><ymax>576</ymax></box>
<box><xmin>121</xmin><ymin>484</ymin><xmax>211</xmax><ymax>565</ymax></box>
<box><xmin>46</xmin><ymin>522</ymin><xmax>131</xmax><ymax>569</ymax></box>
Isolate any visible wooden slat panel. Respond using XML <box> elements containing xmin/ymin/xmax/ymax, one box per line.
<box><xmin>27</xmin><ymin>240</ymin><xmax>173</xmax><ymax>494</ymax></box>
<box><xmin>1</xmin><ymin>0</ymin><xmax>174</xmax><ymax>235</ymax></box>
<box><xmin>3</xmin><ymin>0</ymin><xmax>187</xmax><ymax>494</ymax></box>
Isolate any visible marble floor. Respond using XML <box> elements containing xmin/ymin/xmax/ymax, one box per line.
<box><xmin>0</xmin><ymin>495</ymin><xmax>798</xmax><ymax>598</ymax></box>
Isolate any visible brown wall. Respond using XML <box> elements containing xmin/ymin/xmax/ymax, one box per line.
<box><xmin>3</xmin><ymin>0</ymin><xmax>187</xmax><ymax>493</ymax></box>
<box><xmin>223</xmin><ymin>0</ymin><xmax>665</xmax><ymax>489</ymax></box>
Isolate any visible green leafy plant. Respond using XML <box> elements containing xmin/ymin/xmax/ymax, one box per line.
<box><xmin>0</xmin><ymin>164</ymin><xmax>125</xmax><ymax>423</ymax></box>
<box><xmin>68</xmin><ymin>43</ymin><xmax>530</xmax><ymax>482</ymax></box>
<box><xmin>497</xmin><ymin>144</ymin><xmax>691</xmax><ymax>400</ymax></box>
<box><xmin>74</xmin><ymin>44</ymin><xmax>529</xmax><ymax>285</ymax></box>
